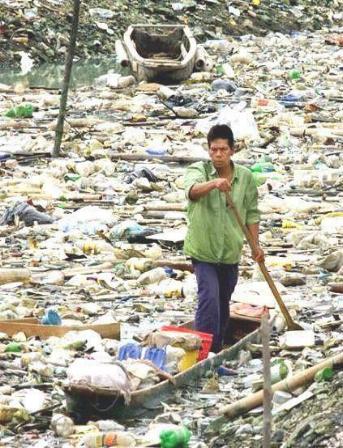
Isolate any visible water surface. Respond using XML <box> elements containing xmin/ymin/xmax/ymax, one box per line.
<box><xmin>0</xmin><ymin>57</ymin><xmax>129</xmax><ymax>89</ymax></box>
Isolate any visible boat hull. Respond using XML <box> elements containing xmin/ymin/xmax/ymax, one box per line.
<box><xmin>122</xmin><ymin>24</ymin><xmax>197</xmax><ymax>83</ymax></box>
<box><xmin>64</xmin><ymin>323</ymin><xmax>261</xmax><ymax>421</ymax></box>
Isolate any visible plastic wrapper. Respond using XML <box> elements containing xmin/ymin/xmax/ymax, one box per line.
<box><xmin>143</xmin><ymin>331</ymin><xmax>202</xmax><ymax>351</ymax></box>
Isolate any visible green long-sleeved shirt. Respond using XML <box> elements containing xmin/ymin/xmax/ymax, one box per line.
<box><xmin>184</xmin><ymin>161</ymin><xmax>260</xmax><ymax>264</ymax></box>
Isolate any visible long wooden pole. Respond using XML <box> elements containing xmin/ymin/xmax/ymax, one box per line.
<box><xmin>261</xmin><ymin>314</ymin><xmax>272</xmax><ymax>448</ymax></box>
<box><xmin>53</xmin><ymin>0</ymin><xmax>81</xmax><ymax>157</ymax></box>
<box><xmin>225</xmin><ymin>192</ymin><xmax>303</xmax><ymax>331</ymax></box>
<box><xmin>219</xmin><ymin>352</ymin><xmax>343</xmax><ymax>419</ymax></box>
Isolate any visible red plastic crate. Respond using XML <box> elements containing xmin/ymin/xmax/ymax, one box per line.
<box><xmin>160</xmin><ymin>325</ymin><xmax>213</xmax><ymax>361</ymax></box>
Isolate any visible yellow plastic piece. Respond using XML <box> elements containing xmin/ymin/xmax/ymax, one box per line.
<box><xmin>252</xmin><ymin>0</ymin><xmax>261</xmax><ymax>5</ymax></box>
<box><xmin>178</xmin><ymin>350</ymin><xmax>199</xmax><ymax>372</ymax></box>
<box><xmin>324</xmin><ymin>212</ymin><xmax>343</xmax><ymax>218</ymax></box>
<box><xmin>282</xmin><ymin>220</ymin><xmax>302</xmax><ymax>229</ymax></box>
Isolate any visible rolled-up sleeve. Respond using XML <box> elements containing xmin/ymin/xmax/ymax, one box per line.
<box><xmin>184</xmin><ymin>163</ymin><xmax>206</xmax><ymax>200</ymax></box>
<box><xmin>245</xmin><ymin>175</ymin><xmax>261</xmax><ymax>224</ymax></box>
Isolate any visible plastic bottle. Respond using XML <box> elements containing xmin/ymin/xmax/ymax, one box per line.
<box><xmin>146</xmin><ymin>146</ymin><xmax>167</xmax><ymax>156</ymax></box>
<box><xmin>270</xmin><ymin>360</ymin><xmax>289</xmax><ymax>383</ymax></box>
<box><xmin>160</xmin><ymin>426</ymin><xmax>191</xmax><ymax>448</ymax></box>
<box><xmin>4</xmin><ymin>103</ymin><xmax>34</xmax><ymax>118</ymax></box>
<box><xmin>137</xmin><ymin>267</ymin><xmax>167</xmax><ymax>285</ymax></box>
<box><xmin>21</xmin><ymin>351</ymin><xmax>42</xmax><ymax>367</ymax></box>
<box><xmin>314</xmin><ymin>367</ymin><xmax>333</xmax><ymax>382</ymax></box>
<box><xmin>250</xmin><ymin>162</ymin><xmax>275</xmax><ymax>173</ymax></box>
<box><xmin>41</xmin><ymin>308</ymin><xmax>62</xmax><ymax>326</ymax></box>
<box><xmin>103</xmin><ymin>187</ymin><xmax>115</xmax><ymax>201</ymax></box>
<box><xmin>0</xmin><ymin>268</ymin><xmax>32</xmax><ymax>285</ymax></box>
<box><xmin>5</xmin><ymin>342</ymin><xmax>22</xmax><ymax>353</ymax></box>
<box><xmin>288</xmin><ymin>69</ymin><xmax>301</xmax><ymax>80</ymax></box>
<box><xmin>51</xmin><ymin>413</ymin><xmax>75</xmax><ymax>437</ymax></box>
<box><xmin>82</xmin><ymin>431</ymin><xmax>136</xmax><ymax>447</ymax></box>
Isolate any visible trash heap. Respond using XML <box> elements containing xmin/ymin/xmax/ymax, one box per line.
<box><xmin>0</xmin><ymin>22</ymin><xmax>342</xmax><ymax>448</ymax></box>
<box><xmin>0</xmin><ymin>0</ymin><xmax>342</xmax><ymax>66</ymax></box>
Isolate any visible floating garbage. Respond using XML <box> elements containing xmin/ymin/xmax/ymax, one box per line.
<box><xmin>0</xmin><ymin>202</ymin><xmax>55</xmax><ymax>226</ymax></box>
<box><xmin>0</xmin><ymin>4</ymin><xmax>341</xmax><ymax>447</ymax></box>
<box><xmin>51</xmin><ymin>413</ymin><xmax>75</xmax><ymax>437</ymax></box>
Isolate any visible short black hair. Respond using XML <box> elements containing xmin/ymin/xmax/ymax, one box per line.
<box><xmin>207</xmin><ymin>124</ymin><xmax>234</xmax><ymax>148</ymax></box>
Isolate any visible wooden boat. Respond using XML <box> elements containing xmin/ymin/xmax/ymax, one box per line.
<box><xmin>64</xmin><ymin>312</ymin><xmax>267</xmax><ymax>422</ymax></box>
<box><xmin>0</xmin><ymin>317</ymin><xmax>120</xmax><ymax>340</ymax></box>
<box><xmin>119</xmin><ymin>24</ymin><xmax>197</xmax><ymax>83</ymax></box>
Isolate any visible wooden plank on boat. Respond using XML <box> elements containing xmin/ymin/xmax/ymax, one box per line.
<box><xmin>0</xmin><ymin>318</ymin><xmax>120</xmax><ymax>339</ymax></box>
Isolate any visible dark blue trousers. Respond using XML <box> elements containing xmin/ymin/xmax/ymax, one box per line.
<box><xmin>192</xmin><ymin>260</ymin><xmax>238</xmax><ymax>353</ymax></box>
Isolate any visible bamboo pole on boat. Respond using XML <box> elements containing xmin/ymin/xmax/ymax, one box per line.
<box><xmin>219</xmin><ymin>352</ymin><xmax>343</xmax><ymax>419</ymax></box>
<box><xmin>261</xmin><ymin>314</ymin><xmax>272</xmax><ymax>448</ymax></box>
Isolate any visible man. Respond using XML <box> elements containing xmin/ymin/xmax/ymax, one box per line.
<box><xmin>184</xmin><ymin>124</ymin><xmax>264</xmax><ymax>352</ymax></box>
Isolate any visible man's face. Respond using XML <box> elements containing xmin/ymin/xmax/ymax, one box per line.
<box><xmin>208</xmin><ymin>138</ymin><xmax>234</xmax><ymax>169</ymax></box>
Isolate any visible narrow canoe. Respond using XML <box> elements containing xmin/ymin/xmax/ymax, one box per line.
<box><xmin>64</xmin><ymin>313</ymin><xmax>264</xmax><ymax>421</ymax></box>
<box><xmin>122</xmin><ymin>24</ymin><xmax>197</xmax><ymax>83</ymax></box>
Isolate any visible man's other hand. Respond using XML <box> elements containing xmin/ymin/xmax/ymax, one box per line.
<box><xmin>252</xmin><ymin>245</ymin><xmax>265</xmax><ymax>263</ymax></box>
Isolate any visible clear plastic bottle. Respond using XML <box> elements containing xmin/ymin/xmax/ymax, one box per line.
<box><xmin>51</xmin><ymin>413</ymin><xmax>75</xmax><ymax>437</ymax></box>
<box><xmin>83</xmin><ymin>431</ymin><xmax>136</xmax><ymax>447</ymax></box>
<box><xmin>137</xmin><ymin>267</ymin><xmax>167</xmax><ymax>285</ymax></box>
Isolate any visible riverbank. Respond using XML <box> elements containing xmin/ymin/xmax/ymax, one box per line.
<box><xmin>0</xmin><ymin>0</ymin><xmax>341</xmax><ymax>67</ymax></box>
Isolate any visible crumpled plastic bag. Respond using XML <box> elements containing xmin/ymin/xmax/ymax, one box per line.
<box><xmin>196</xmin><ymin>103</ymin><xmax>260</xmax><ymax>141</ymax></box>
<box><xmin>58</xmin><ymin>206</ymin><xmax>114</xmax><ymax>234</ymax></box>
<box><xmin>67</xmin><ymin>359</ymin><xmax>132</xmax><ymax>402</ymax></box>
<box><xmin>0</xmin><ymin>202</ymin><xmax>55</xmax><ymax>226</ymax></box>
<box><xmin>286</xmin><ymin>231</ymin><xmax>332</xmax><ymax>250</ymax></box>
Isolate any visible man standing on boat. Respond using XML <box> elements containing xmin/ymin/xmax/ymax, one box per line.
<box><xmin>184</xmin><ymin>124</ymin><xmax>264</xmax><ymax>353</ymax></box>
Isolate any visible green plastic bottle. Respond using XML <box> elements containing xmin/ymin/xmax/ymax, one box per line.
<box><xmin>160</xmin><ymin>426</ymin><xmax>191</xmax><ymax>448</ymax></box>
<box><xmin>314</xmin><ymin>367</ymin><xmax>333</xmax><ymax>382</ymax></box>
<box><xmin>250</xmin><ymin>162</ymin><xmax>275</xmax><ymax>173</ymax></box>
<box><xmin>5</xmin><ymin>342</ymin><xmax>22</xmax><ymax>353</ymax></box>
<box><xmin>5</xmin><ymin>104</ymin><xmax>34</xmax><ymax>118</ymax></box>
<box><xmin>271</xmin><ymin>360</ymin><xmax>288</xmax><ymax>384</ymax></box>
<box><xmin>289</xmin><ymin>69</ymin><xmax>301</xmax><ymax>80</ymax></box>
